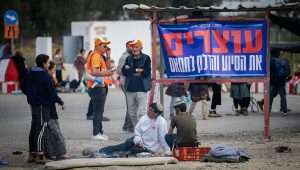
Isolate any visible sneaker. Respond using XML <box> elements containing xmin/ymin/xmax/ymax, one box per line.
<box><xmin>280</xmin><ymin>108</ymin><xmax>291</xmax><ymax>113</ymax></box>
<box><xmin>102</xmin><ymin>116</ymin><xmax>110</xmax><ymax>121</ymax></box>
<box><xmin>208</xmin><ymin>110</ymin><xmax>222</xmax><ymax>117</ymax></box>
<box><xmin>282</xmin><ymin>112</ymin><xmax>288</xmax><ymax>116</ymax></box>
<box><xmin>92</xmin><ymin>134</ymin><xmax>109</xmax><ymax>141</ymax></box>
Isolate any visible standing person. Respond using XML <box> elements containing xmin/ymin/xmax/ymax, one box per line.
<box><xmin>53</xmin><ymin>48</ymin><xmax>64</xmax><ymax>86</ymax></box>
<box><xmin>97</xmin><ymin>103</ymin><xmax>171</xmax><ymax>156</ymax></box>
<box><xmin>230</xmin><ymin>83</ymin><xmax>250</xmax><ymax>116</ymax></box>
<box><xmin>22</xmin><ymin>54</ymin><xmax>64</xmax><ymax>164</ymax></box>
<box><xmin>85</xmin><ymin>50</ymin><xmax>94</xmax><ymax>120</ymax></box>
<box><xmin>188</xmin><ymin>82</ymin><xmax>210</xmax><ymax>120</ymax></box>
<box><xmin>269</xmin><ymin>49</ymin><xmax>291</xmax><ymax>116</ymax></box>
<box><xmin>74</xmin><ymin>48</ymin><xmax>86</xmax><ymax>82</ymax></box>
<box><xmin>208</xmin><ymin>83</ymin><xmax>222</xmax><ymax>117</ymax></box>
<box><xmin>122</xmin><ymin>40</ymin><xmax>151</xmax><ymax>128</ymax></box>
<box><xmin>85</xmin><ymin>37</ymin><xmax>113</xmax><ymax>140</ymax></box>
<box><xmin>45</xmin><ymin>61</ymin><xmax>67</xmax><ymax>160</ymax></box>
<box><xmin>117</xmin><ymin>40</ymin><xmax>134</xmax><ymax>132</ymax></box>
<box><xmin>165</xmin><ymin>83</ymin><xmax>187</xmax><ymax>119</ymax></box>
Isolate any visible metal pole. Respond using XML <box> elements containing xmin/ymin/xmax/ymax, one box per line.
<box><xmin>264</xmin><ymin>10</ymin><xmax>271</xmax><ymax>141</ymax></box>
<box><xmin>148</xmin><ymin>11</ymin><xmax>158</xmax><ymax>105</ymax></box>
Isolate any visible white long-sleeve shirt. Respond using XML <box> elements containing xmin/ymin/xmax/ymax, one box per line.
<box><xmin>133</xmin><ymin>114</ymin><xmax>171</xmax><ymax>154</ymax></box>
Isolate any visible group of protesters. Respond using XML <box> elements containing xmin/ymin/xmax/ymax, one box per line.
<box><xmin>17</xmin><ymin>35</ymin><xmax>291</xmax><ymax>163</ymax></box>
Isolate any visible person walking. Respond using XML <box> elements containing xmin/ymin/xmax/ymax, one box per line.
<box><xmin>122</xmin><ymin>40</ymin><xmax>151</xmax><ymax>128</ymax></box>
<box><xmin>22</xmin><ymin>54</ymin><xmax>64</xmax><ymax>164</ymax></box>
<box><xmin>74</xmin><ymin>48</ymin><xmax>86</xmax><ymax>82</ymax></box>
<box><xmin>269</xmin><ymin>49</ymin><xmax>291</xmax><ymax>116</ymax></box>
<box><xmin>53</xmin><ymin>48</ymin><xmax>64</xmax><ymax>86</ymax></box>
<box><xmin>44</xmin><ymin>61</ymin><xmax>67</xmax><ymax>160</ymax></box>
<box><xmin>85</xmin><ymin>37</ymin><xmax>113</xmax><ymax>140</ymax></box>
<box><xmin>117</xmin><ymin>40</ymin><xmax>134</xmax><ymax>132</ymax></box>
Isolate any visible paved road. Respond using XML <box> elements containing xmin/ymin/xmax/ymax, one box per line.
<box><xmin>0</xmin><ymin>88</ymin><xmax>300</xmax><ymax>168</ymax></box>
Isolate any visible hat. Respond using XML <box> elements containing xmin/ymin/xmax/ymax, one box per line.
<box><xmin>149</xmin><ymin>103</ymin><xmax>163</xmax><ymax>114</ymax></box>
<box><xmin>95</xmin><ymin>37</ymin><xmax>110</xmax><ymax>47</ymax></box>
<box><xmin>129</xmin><ymin>39</ymin><xmax>143</xmax><ymax>48</ymax></box>
<box><xmin>173</xmin><ymin>98</ymin><xmax>186</xmax><ymax>107</ymax></box>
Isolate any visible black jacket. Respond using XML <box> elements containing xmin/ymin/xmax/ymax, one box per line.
<box><xmin>22</xmin><ymin>67</ymin><xmax>63</xmax><ymax>106</ymax></box>
<box><xmin>122</xmin><ymin>53</ymin><xmax>151</xmax><ymax>92</ymax></box>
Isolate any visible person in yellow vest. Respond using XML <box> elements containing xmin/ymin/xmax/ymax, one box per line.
<box><xmin>85</xmin><ymin>38</ymin><xmax>113</xmax><ymax>140</ymax></box>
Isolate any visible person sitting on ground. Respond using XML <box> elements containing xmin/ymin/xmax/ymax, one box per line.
<box><xmin>165</xmin><ymin>99</ymin><xmax>198</xmax><ymax>149</ymax></box>
<box><xmin>96</xmin><ymin>103</ymin><xmax>171</xmax><ymax>157</ymax></box>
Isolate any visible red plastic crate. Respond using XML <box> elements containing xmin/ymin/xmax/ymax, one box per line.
<box><xmin>173</xmin><ymin>147</ymin><xmax>210</xmax><ymax>161</ymax></box>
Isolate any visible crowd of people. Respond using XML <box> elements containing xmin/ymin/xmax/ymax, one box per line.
<box><xmin>9</xmin><ymin>36</ymin><xmax>291</xmax><ymax>164</ymax></box>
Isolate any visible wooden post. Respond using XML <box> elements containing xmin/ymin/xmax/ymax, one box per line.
<box><xmin>264</xmin><ymin>10</ymin><xmax>271</xmax><ymax>141</ymax></box>
<box><xmin>148</xmin><ymin>11</ymin><xmax>158</xmax><ymax>105</ymax></box>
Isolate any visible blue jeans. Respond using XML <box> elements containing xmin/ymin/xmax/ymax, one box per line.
<box><xmin>99</xmin><ymin>137</ymin><xmax>149</xmax><ymax>155</ymax></box>
<box><xmin>89</xmin><ymin>87</ymin><xmax>107</xmax><ymax>135</ymax></box>
<box><xmin>165</xmin><ymin>134</ymin><xmax>176</xmax><ymax>150</ymax></box>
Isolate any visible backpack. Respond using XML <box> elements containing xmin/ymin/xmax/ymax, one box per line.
<box><xmin>273</xmin><ymin>58</ymin><xmax>290</xmax><ymax>78</ymax></box>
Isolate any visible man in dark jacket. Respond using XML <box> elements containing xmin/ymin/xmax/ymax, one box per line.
<box><xmin>22</xmin><ymin>54</ymin><xmax>64</xmax><ymax>164</ymax></box>
<box><xmin>270</xmin><ymin>49</ymin><xmax>291</xmax><ymax>116</ymax></box>
<box><xmin>122</xmin><ymin>40</ymin><xmax>151</xmax><ymax>128</ymax></box>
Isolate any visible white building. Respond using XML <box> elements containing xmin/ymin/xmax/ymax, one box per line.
<box><xmin>71</xmin><ymin>20</ymin><xmax>152</xmax><ymax>63</ymax></box>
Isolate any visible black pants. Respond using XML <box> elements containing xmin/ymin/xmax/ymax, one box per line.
<box><xmin>56</xmin><ymin>70</ymin><xmax>62</xmax><ymax>84</ymax></box>
<box><xmin>270</xmin><ymin>84</ymin><xmax>287</xmax><ymax>113</ymax></box>
<box><xmin>86</xmin><ymin>87</ymin><xmax>108</xmax><ymax>118</ymax></box>
<box><xmin>86</xmin><ymin>90</ymin><xmax>93</xmax><ymax>117</ymax></box>
<box><xmin>99</xmin><ymin>137</ymin><xmax>149</xmax><ymax>155</ymax></box>
<box><xmin>233</xmin><ymin>98</ymin><xmax>250</xmax><ymax>109</ymax></box>
<box><xmin>210</xmin><ymin>83</ymin><xmax>221</xmax><ymax>110</ymax></box>
<box><xmin>29</xmin><ymin>105</ymin><xmax>50</xmax><ymax>153</ymax></box>
<box><xmin>89</xmin><ymin>87</ymin><xmax>107</xmax><ymax>135</ymax></box>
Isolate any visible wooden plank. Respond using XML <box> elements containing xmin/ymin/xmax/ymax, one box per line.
<box><xmin>45</xmin><ymin>157</ymin><xmax>178</xmax><ymax>170</ymax></box>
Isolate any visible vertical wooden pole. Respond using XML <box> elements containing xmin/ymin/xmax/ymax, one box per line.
<box><xmin>264</xmin><ymin>10</ymin><xmax>271</xmax><ymax>140</ymax></box>
<box><xmin>148</xmin><ymin>11</ymin><xmax>158</xmax><ymax>105</ymax></box>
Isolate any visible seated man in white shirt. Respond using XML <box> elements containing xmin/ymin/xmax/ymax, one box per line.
<box><xmin>97</xmin><ymin>103</ymin><xmax>171</xmax><ymax>156</ymax></box>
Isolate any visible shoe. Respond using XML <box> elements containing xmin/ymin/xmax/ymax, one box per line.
<box><xmin>257</xmin><ymin>101</ymin><xmax>264</xmax><ymax>111</ymax></box>
<box><xmin>282</xmin><ymin>112</ymin><xmax>288</xmax><ymax>116</ymax></box>
<box><xmin>280</xmin><ymin>108</ymin><xmax>291</xmax><ymax>113</ymax></box>
<box><xmin>86</xmin><ymin>115</ymin><xmax>94</xmax><ymax>120</ymax></box>
<box><xmin>241</xmin><ymin>108</ymin><xmax>248</xmax><ymax>116</ymax></box>
<box><xmin>27</xmin><ymin>152</ymin><xmax>36</xmax><ymax>163</ymax></box>
<box><xmin>235</xmin><ymin>109</ymin><xmax>241</xmax><ymax>116</ymax></box>
<box><xmin>35</xmin><ymin>152</ymin><xmax>47</xmax><ymax>164</ymax></box>
<box><xmin>208</xmin><ymin>110</ymin><xmax>222</xmax><ymax>117</ymax></box>
<box><xmin>102</xmin><ymin>116</ymin><xmax>110</xmax><ymax>121</ymax></box>
<box><xmin>91</xmin><ymin>134</ymin><xmax>109</xmax><ymax>141</ymax></box>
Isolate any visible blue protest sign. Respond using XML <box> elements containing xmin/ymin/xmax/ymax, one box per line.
<box><xmin>4</xmin><ymin>10</ymin><xmax>19</xmax><ymax>25</ymax></box>
<box><xmin>158</xmin><ymin>20</ymin><xmax>267</xmax><ymax>78</ymax></box>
